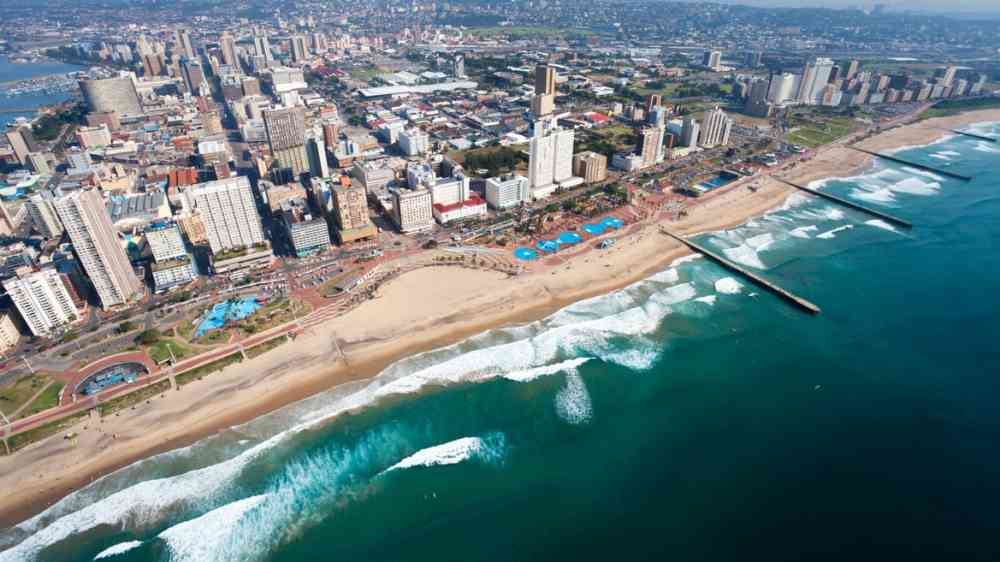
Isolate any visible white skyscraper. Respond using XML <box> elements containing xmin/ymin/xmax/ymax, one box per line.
<box><xmin>528</xmin><ymin>119</ymin><xmax>580</xmax><ymax>199</ymax></box>
<box><xmin>767</xmin><ymin>73</ymin><xmax>800</xmax><ymax>104</ymax></box>
<box><xmin>699</xmin><ymin>107</ymin><xmax>733</xmax><ymax>148</ymax></box>
<box><xmin>188</xmin><ymin>176</ymin><xmax>266</xmax><ymax>255</ymax></box>
<box><xmin>54</xmin><ymin>189</ymin><xmax>142</xmax><ymax>309</ymax></box>
<box><xmin>798</xmin><ymin>58</ymin><xmax>835</xmax><ymax>105</ymax></box>
<box><xmin>3</xmin><ymin>269</ymin><xmax>80</xmax><ymax>337</ymax></box>
<box><xmin>26</xmin><ymin>191</ymin><xmax>64</xmax><ymax>239</ymax></box>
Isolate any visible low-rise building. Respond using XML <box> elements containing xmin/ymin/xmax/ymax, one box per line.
<box><xmin>280</xmin><ymin>197</ymin><xmax>331</xmax><ymax>257</ymax></box>
<box><xmin>573</xmin><ymin>152</ymin><xmax>608</xmax><ymax>184</ymax></box>
<box><xmin>484</xmin><ymin>175</ymin><xmax>530</xmax><ymax>210</ymax></box>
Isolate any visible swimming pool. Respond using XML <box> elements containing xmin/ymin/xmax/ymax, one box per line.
<box><xmin>582</xmin><ymin>224</ymin><xmax>605</xmax><ymax>236</ymax></box>
<box><xmin>514</xmin><ymin>247</ymin><xmax>540</xmax><ymax>261</ymax></box>
<box><xmin>536</xmin><ymin>240</ymin><xmax>560</xmax><ymax>253</ymax></box>
<box><xmin>558</xmin><ymin>231</ymin><xmax>583</xmax><ymax>245</ymax></box>
<box><xmin>195</xmin><ymin>297</ymin><xmax>262</xmax><ymax>338</ymax></box>
<box><xmin>698</xmin><ymin>171</ymin><xmax>740</xmax><ymax>190</ymax></box>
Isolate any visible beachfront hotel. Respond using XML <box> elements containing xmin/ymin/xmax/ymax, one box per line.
<box><xmin>187</xmin><ymin>176</ymin><xmax>267</xmax><ymax>255</ymax></box>
<box><xmin>3</xmin><ymin>268</ymin><xmax>80</xmax><ymax>337</ymax></box>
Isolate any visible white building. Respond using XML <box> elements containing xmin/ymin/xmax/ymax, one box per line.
<box><xmin>399</xmin><ymin>128</ymin><xmax>430</xmax><ymax>156</ymax></box>
<box><xmin>767</xmin><ymin>73</ymin><xmax>800</xmax><ymax>105</ymax></box>
<box><xmin>54</xmin><ymin>189</ymin><xmax>142</xmax><ymax>309</ymax></box>
<box><xmin>0</xmin><ymin>312</ymin><xmax>20</xmax><ymax>353</ymax></box>
<box><xmin>391</xmin><ymin>187</ymin><xmax>434</xmax><ymax>233</ymax></box>
<box><xmin>187</xmin><ymin>176</ymin><xmax>266</xmax><ymax>255</ymax></box>
<box><xmin>26</xmin><ymin>191</ymin><xmax>64</xmax><ymax>239</ymax></box>
<box><xmin>351</xmin><ymin>160</ymin><xmax>396</xmax><ymax>194</ymax></box>
<box><xmin>145</xmin><ymin>222</ymin><xmax>188</xmax><ymax>262</ymax></box>
<box><xmin>699</xmin><ymin>107</ymin><xmax>733</xmax><ymax>148</ymax></box>
<box><xmin>430</xmin><ymin>175</ymin><xmax>486</xmax><ymax>224</ymax></box>
<box><xmin>3</xmin><ymin>268</ymin><xmax>80</xmax><ymax>337</ymax></box>
<box><xmin>680</xmin><ymin>117</ymin><xmax>701</xmax><ymax>148</ymax></box>
<box><xmin>406</xmin><ymin>162</ymin><xmax>436</xmax><ymax>190</ymax></box>
<box><xmin>484</xmin><ymin>175</ymin><xmax>530</xmax><ymax>210</ymax></box>
<box><xmin>528</xmin><ymin>119</ymin><xmax>580</xmax><ymax>200</ymax></box>
<box><xmin>611</xmin><ymin>153</ymin><xmax>644</xmax><ymax>172</ymax></box>
<box><xmin>797</xmin><ymin>58</ymin><xmax>834</xmax><ymax>105</ymax></box>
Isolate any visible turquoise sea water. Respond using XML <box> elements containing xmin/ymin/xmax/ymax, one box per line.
<box><xmin>2</xmin><ymin>124</ymin><xmax>1000</xmax><ymax>561</ymax></box>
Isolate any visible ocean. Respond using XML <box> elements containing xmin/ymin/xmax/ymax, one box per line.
<box><xmin>0</xmin><ymin>56</ymin><xmax>82</xmax><ymax>126</ymax></box>
<box><xmin>2</xmin><ymin>123</ymin><xmax>1000</xmax><ymax>562</ymax></box>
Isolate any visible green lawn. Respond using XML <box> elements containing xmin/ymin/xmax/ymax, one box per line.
<box><xmin>786</xmin><ymin>115</ymin><xmax>861</xmax><ymax>148</ymax></box>
<box><xmin>148</xmin><ymin>338</ymin><xmax>196</xmax><ymax>364</ymax></box>
<box><xmin>0</xmin><ymin>374</ymin><xmax>55</xmax><ymax>417</ymax></box>
<box><xmin>21</xmin><ymin>380</ymin><xmax>65</xmax><ymax>417</ymax></box>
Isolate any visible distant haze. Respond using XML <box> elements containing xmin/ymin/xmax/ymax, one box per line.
<box><xmin>712</xmin><ymin>0</ymin><xmax>1000</xmax><ymax>16</ymax></box>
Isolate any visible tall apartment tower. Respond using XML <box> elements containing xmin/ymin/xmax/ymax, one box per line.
<box><xmin>3</xmin><ymin>268</ymin><xmax>80</xmax><ymax>337</ymax></box>
<box><xmin>638</xmin><ymin>126</ymin><xmax>664</xmax><ymax>169</ymax></box>
<box><xmin>187</xmin><ymin>176</ymin><xmax>266</xmax><ymax>255</ymax></box>
<box><xmin>175</xmin><ymin>28</ymin><xmax>196</xmax><ymax>59</ymax></box>
<box><xmin>291</xmin><ymin>35</ymin><xmax>309</xmax><ymax>63</ymax></box>
<box><xmin>535</xmin><ymin>65</ymin><xmax>556</xmax><ymax>96</ymax></box>
<box><xmin>680</xmin><ymin>116</ymin><xmax>700</xmax><ymax>148</ymax></box>
<box><xmin>254</xmin><ymin>33</ymin><xmax>274</xmax><ymax>62</ymax></box>
<box><xmin>845</xmin><ymin>59</ymin><xmax>860</xmax><ymax>81</ymax></box>
<box><xmin>703</xmin><ymin>50</ymin><xmax>723</xmax><ymax>71</ymax></box>
<box><xmin>528</xmin><ymin>119</ymin><xmax>579</xmax><ymax>199</ymax></box>
<box><xmin>26</xmin><ymin>190</ymin><xmax>64</xmax><ymax>239</ymax></box>
<box><xmin>79</xmin><ymin>76</ymin><xmax>143</xmax><ymax>116</ymax></box>
<box><xmin>798</xmin><ymin>57</ymin><xmax>835</xmax><ymax>104</ymax></box>
<box><xmin>219</xmin><ymin>32</ymin><xmax>239</xmax><ymax>68</ymax></box>
<box><xmin>54</xmin><ymin>189</ymin><xmax>142</xmax><ymax>309</ymax></box>
<box><xmin>264</xmin><ymin>106</ymin><xmax>310</xmax><ymax>178</ymax></box>
<box><xmin>699</xmin><ymin>106</ymin><xmax>733</xmax><ymax>148</ymax></box>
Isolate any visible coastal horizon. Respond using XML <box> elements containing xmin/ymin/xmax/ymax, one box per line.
<box><xmin>1</xmin><ymin>106</ymin><xmax>996</xmax><ymax>531</ymax></box>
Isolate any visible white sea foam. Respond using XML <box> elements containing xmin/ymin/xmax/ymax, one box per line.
<box><xmin>780</xmin><ymin>191</ymin><xmax>813</xmax><ymax>210</ymax></box>
<box><xmin>669</xmin><ymin>254</ymin><xmax>702</xmax><ymax>267</ymax></box>
<box><xmin>929</xmin><ymin>153</ymin><xmax>951</xmax><ymax>161</ymax></box>
<box><xmin>722</xmin><ymin>244</ymin><xmax>766</xmax><ymax>270</ymax></box>
<box><xmin>384</xmin><ymin>437</ymin><xmax>490</xmax><ymax>473</ymax></box>
<box><xmin>648</xmin><ymin>268</ymin><xmax>679</xmax><ymax>284</ymax></box>
<box><xmin>502</xmin><ymin>358</ymin><xmax>591</xmax><ymax>382</ymax></box>
<box><xmin>865</xmin><ymin>219</ymin><xmax>899</xmax><ymax>233</ymax></box>
<box><xmin>694</xmin><ymin>295</ymin><xmax>717</xmax><ymax>305</ymax></box>
<box><xmin>850</xmin><ymin>187</ymin><xmax>895</xmax><ymax>205</ymax></box>
<box><xmin>973</xmin><ymin>141</ymin><xmax>1000</xmax><ymax>153</ymax></box>
<box><xmin>158</xmin><ymin>494</ymin><xmax>268</xmax><ymax>562</ymax></box>
<box><xmin>938</xmin><ymin>150</ymin><xmax>961</xmax><ymax>157</ymax></box>
<box><xmin>891</xmin><ymin>177</ymin><xmax>940</xmax><ymax>196</ymax></box>
<box><xmin>744</xmin><ymin>232</ymin><xmax>774</xmax><ymax>251</ymax></box>
<box><xmin>789</xmin><ymin>225</ymin><xmax>818</xmax><ymax>239</ymax></box>
<box><xmin>714</xmin><ymin>277</ymin><xmax>743</xmax><ymax>295</ymax></box>
<box><xmin>824</xmin><ymin>208</ymin><xmax>846</xmax><ymax>221</ymax></box>
<box><xmin>555</xmin><ymin>372</ymin><xmax>593</xmax><ymax>425</ymax></box>
<box><xmin>901</xmin><ymin>167</ymin><xmax>944</xmax><ymax>181</ymax></box>
<box><xmin>816</xmin><ymin>225</ymin><xmax>854</xmax><ymax>239</ymax></box>
<box><xmin>93</xmin><ymin>540</ymin><xmax>143</xmax><ymax>560</ymax></box>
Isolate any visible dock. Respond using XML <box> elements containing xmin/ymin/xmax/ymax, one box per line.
<box><xmin>659</xmin><ymin>227</ymin><xmax>821</xmax><ymax>315</ymax></box>
<box><xmin>850</xmin><ymin>147</ymin><xmax>972</xmax><ymax>181</ymax></box>
<box><xmin>774</xmin><ymin>178</ymin><xmax>912</xmax><ymax>228</ymax></box>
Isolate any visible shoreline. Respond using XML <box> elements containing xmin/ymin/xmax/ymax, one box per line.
<box><xmin>1</xmin><ymin>107</ymin><xmax>999</xmax><ymax>530</ymax></box>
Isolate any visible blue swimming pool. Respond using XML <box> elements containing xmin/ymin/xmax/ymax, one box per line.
<box><xmin>558</xmin><ymin>231</ymin><xmax>583</xmax><ymax>245</ymax></box>
<box><xmin>195</xmin><ymin>297</ymin><xmax>262</xmax><ymax>338</ymax></box>
<box><xmin>600</xmin><ymin>217</ymin><xmax>625</xmax><ymax>230</ymax></box>
<box><xmin>698</xmin><ymin>171</ymin><xmax>740</xmax><ymax>190</ymax></box>
<box><xmin>582</xmin><ymin>224</ymin><xmax>605</xmax><ymax>236</ymax></box>
<box><xmin>536</xmin><ymin>240</ymin><xmax>560</xmax><ymax>253</ymax></box>
<box><xmin>514</xmin><ymin>247</ymin><xmax>540</xmax><ymax>261</ymax></box>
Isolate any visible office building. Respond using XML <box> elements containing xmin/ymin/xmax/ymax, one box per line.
<box><xmin>187</xmin><ymin>176</ymin><xmax>266</xmax><ymax>255</ymax></box>
<box><xmin>280</xmin><ymin>197</ymin><xmax>330</xmax><ymax>257</ymax></box>
<box><xmin>328</xmin><ymin>176</ymin><xmax>377</xmax><ymax>243</ymax></box>
<box><xmin>351</xmin><ymin>160</ymin><xmax>395</xmax><ymax>193</ymax></box>
<box><xmin>54</xmin><ymin>189</ymin><xmax>142</xmax><ymax>309</ymax></box>
<box><xmin>767</xmin><ymin>72</ymin><xmax>799</xmax><ymax>105</ymax></box>
<box><xmin>798</xmin><ymin>57</ymin><xmax>835</xmax><ymax>105</ymax></box>
<box><xmin>306</xmin><ymin>135</ymin><xmax>330</xmax><ymax>179</ymax></box>
<box><xmin>79</xmin><ymin>76</ymin><xmax>142</xmax><ymax>116</ymax></box>
<box><xmin>531</xmin><ymin>93</ymin><xmax>555</xmax><ymax>117</ymax></box>
<box><xmin>219</xmin><ymin>32</ymin><xmax>239</xmax><ymax>68</ymax></box>
<box><xmin>745</xmin><ymin>79</ymin><xmax>773</xmax><ymax>117</ymax></box>
<box><xmin>453</xmin><ymin>55</ymin><xmax>466</xmax><ymax>78</ymax></box>
<box><xmin>3</xmin><ymin>268</ymin><xmax>80</xmax><ymax>337</ymax></box>
<box><xmin>399</xmin><ymin>128</ymin><xmax>430</xmax><ymax>156</ymax></box>
<box><xmin>573</xmin><ymin>152</ymin><xmax>608</xmax><ymax>184</ymax></box>
<box><xmin>175</xmin><ymin>28</ymin><xmax>196</xmax><ymax>59</ymax></box>
<box><xmin>26</xmin><ymin>190</ymin><xmax>63</xmax><ymax>239</ymax></box>
<box><xmin>699</xmin><ymin>107</ymin><xmax>733</xmax><ymax>148</ymax></box>
<box><xmin>0</xmin><ymin>313</ymin><xmax>20</xmax><ymax>353</ymax></box>
<box><xmin>485</xmin><ymin>175</ymin><xmax>530</xmax><ymax>210</ymax></box>
<box><xmin>391</xmin><ymin>187</ymin><xmax>434</xmax><ymax>233</ymax></box>
<box><xmin>264</xmin><ymin>106</ymin><xmax>310</xmax><ymax>178</ymax></box>
<box><xmin>181</xmin><ymin>58</ymin><xmax>206</xmax><ymax>93</ymax></box>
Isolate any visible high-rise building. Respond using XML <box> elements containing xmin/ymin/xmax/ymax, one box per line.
<box><xmin>531</xmin><ymin>93</ymin><xmax>555</xmax><ymax>117</ymax></box>
<box><xmin>181</xmin><ymin>58</ymin><xmax>206</xmax><ymax>93</ymax></box>
<box><xmin>646</xmin><ymin>94</ymin><xmax>662</xmax><ymax>114</ymax></box>
<box><xmin>3</xmin><ymin>268</ymin><xmax>80</xmax><ymax>337</ymax></box>
<box><xmin>79</xmin><ymin>76</ymin><xmax>142</xmax><ymax>116</ymax></box>
<box><xmin>219</xmin><ymin>32</ymin><xmax>239</xmax><ymax>68</ymax></box>
<box><xmin>453</xmin><ymin>55</ymin><xmax>466</xmax><ymax>78</ymax></box>
<box><xmin>638</xmin><ymin>126</ymin><xmax>664</xmax><ymax>169</ymax></box>
<box><xmin>936</xmin><ymin>65</ymin><xmax>958</xmax><ymax>87</ymax></box>
<box><xmin>0</xmin><ymin>313</ymin><xmax>20</xmax><ymax>353</ymax></box>
<box><xmin>797</xmin><ymin>57</ymin><xmax>835</xmax><ymax>105</ymax></box>
<box><xmin>264</xmin><ymin>106</ymin><xmax>310</xmax><ymax>178</ymax></box>
<box><xmin>26</xmin><ymin>190</ymin><xmax>63</xmax><ymax>239</ymax></box>
<box><xmin>535</xmin><ymin>65</ymin><xmax>556</xmax><ymax>96</ymax></box>
<box><xmin>279</xmin><ymin>197</ymin><xmax>330</xmax><ymax>257</ymax></box>
<box><xmin>187</xmin><ymin>176</ymin><xmax>266</xmax><ymax>255</ymax></box>
<box><xmin>5</xmin><ymin>124</ymin><xmax>34</xmax><ymax>165</ymax></box>
<box><xmin>254</xmin><ymin>33</ymin><xmax>273</xmax><ymax>62</ymax></box>
<box><xmin>744</xmin><ymin>51</ymin><xmax>763</xmax><ymax>68</ymax></box>
<box><xmin>175</xmin><ymin>28</ymin><xmax>196</xmax><ymax>59</ymax></box>
<box><xmin>844</xmin><ymin>59</ymin><xmax>860</xmax><ymax>81</ymax></box>
<box><xmin>703</xmin><ymin>50</ymin><xmax>723</xmax><ymax>71</ymax></box>
<box><xmin>485</xmin><ymin>175</ymin><xmax>530</xmax><ymax>210</ymax></box>
<box><xmin>767</xmin><ymin>72</ymin><xmax>799</xmax><ymax>104</ymax></box>
<box><xmin>573</xmin><ymin>152</ymin><xmax>608</xmax><ymax>184</ymax></box>
<box><xmin>391</xmin><ymin>187</ymin><xmax>434</xmax><ymax>233</ymax></box>
<box><xmin>306</xmin><ymin>135</ymin><xmax>330</xmax><ymax>179</ymax></box>
<box><xmin>291</xmin><ymin>35</ymin><xmax>309</xmax><ymax>63</ymax></box>
<box><xmin>528</xmin><ymin>119</ymin><xmax>579</xmax><ymax>199</ymax></box>
<box><xmin>53</xmin><ymin>189</ymin><xmax>142</xmax><ymax>309</ymax></box>
<box><xmin>329</xmin><ymin>176</ymin><xmax>376</xmax><ymax>243</ymax></box>
<box><xmin>700</xmin><ymin>107</ymin><xmax>733</xmax><ymax>148</ymax></box>
<box><xmin>680</xmin><ymin>116</ymin><xmax>700</xmax><ymax>148</ymax></box>
<box><xmin>399</xmin><ymin>128</ymin><xmax>430</xmax><ymax>156</ymax></box>
<box><xmin>145</xmin><ymin>222</ymin><xmax>196</xmax><ymax>293</ymax></box>
<box><xmin>745</xmin><ymin>78</ymin><xmax>773</xmax><ymax>117</ymax></box>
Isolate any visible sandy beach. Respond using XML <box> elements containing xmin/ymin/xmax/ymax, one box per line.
<box><xmin>1</xmin><ymin>107</ymin><xmax>998</xmax><ymax>528</ymax></box>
